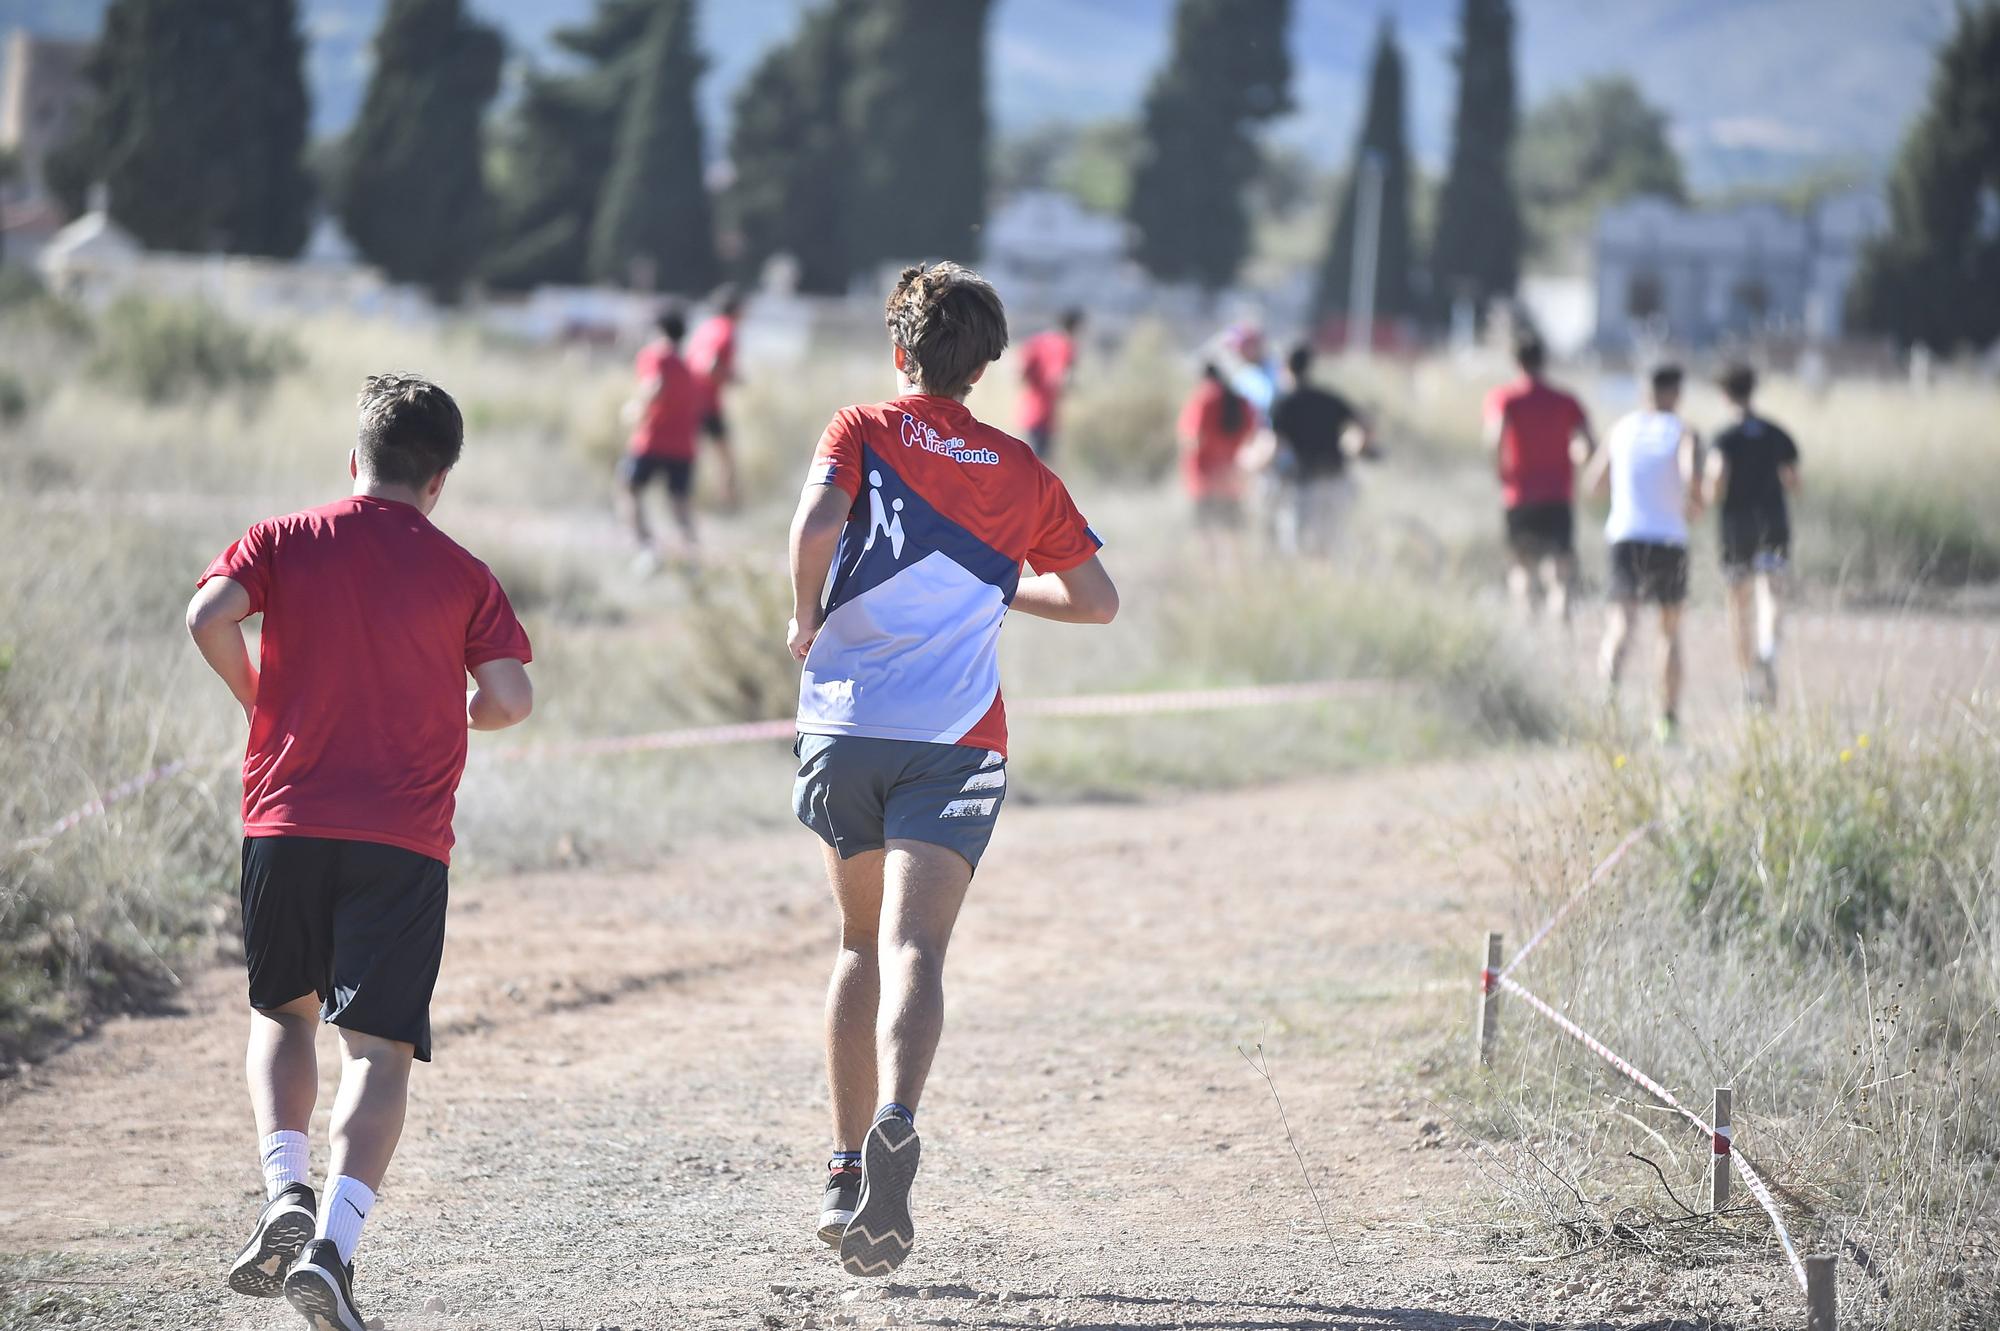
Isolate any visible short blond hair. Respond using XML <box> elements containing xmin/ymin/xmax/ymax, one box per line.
<box><xmin>883</xmin><ymin>262</ymin><xmax>1008</xmax><ymax>399</ymax></box>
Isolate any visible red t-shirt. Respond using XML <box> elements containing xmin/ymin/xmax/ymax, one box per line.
<box><xmin>199</xmin><ymin>496</ymin><xmax>533</xmax><ymax>864</ymax></box>
<box><xmin>686</xmin><ymin>315</ymin><xmax>737</xmax><ymax>415</ymax></box>
<box><xmin>1487</xmin><ymin>376</ymin><xmax>1587</xmax><ymax>507</ymax></box>
<box><xmin>1017</xmin><ymin>330</ymin><xmax>1076</xmax><ymax>433</ymax></box>
<box><xmin>631</xmin><ymin>342</ymin><xmax>705</xmax><ymax>460</ymax></box>
<box><xmin>1178</xmin><ymin>380</ymin><xmax>1257</xmax><ymax>499</ymax></box>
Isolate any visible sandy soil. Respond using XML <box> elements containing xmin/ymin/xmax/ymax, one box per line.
<box><xmin>3</xmin><ymin>609</ymin><xmax>1994</xmax><ymax>1331</ymax></box>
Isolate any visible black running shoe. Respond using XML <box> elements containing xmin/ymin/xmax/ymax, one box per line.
<box><xmin>283</xmin><ymin>1239</ymin><xmax>366</xmax><ymax>1331</ymax></box>
<box><xmin>819</xmin><ymin>1163</ymin><xmax>862</xmax><ymax>1247</ymax></box>
<box><xmin>839</xmin><ymin>1116</ymin><xmax>921</xmax><ymax>1277</ymax></box>
<box><xmin>227</xmin><ymin>1183</ymin><xmax>317</xmax><ymax>1298</ymax></box>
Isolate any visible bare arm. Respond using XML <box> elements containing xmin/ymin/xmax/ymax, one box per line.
<box><xmin>1780</xmin><ymin>461</ymin><xmax>1801</xmax><ymax>495</ymax></box>
<box><xmin>789</xmin><ymin>483</ymin><xmax>851</xmax><ymax>659</ymax></box>
<box><xmin>186</xmin><ymin>577</ymin><xmax>257</xmax><ymax>721</ymax></box>
<box><xmin>1580</xmin><ymin>442</ymin><xmax>1612</xmax><ymax>501</ymax></box>
<box><xmin>1705</xmin><ymin>448</ymin><xmax>1730</xmax><ymax>508</ymax></box>
<box><xmin>1680</xmin><ymin>427</ymin><xmax>1705</xmax><ymax>521</ymax></box>
<box><xmin>467</xmin><ymin>658</ymin><xmax>533</xmax><ymax>730</ymax></box>
<box><xmin>1012</xmin><ymin>554</ymin><xmax>1119</xmax><ymax>625</ymax></box>
<box><xmin>1344</xmin><ymin>414</ymin><xmax>1382</xmax><ymax>461</ymax></box>
<box><xmin>1570</xmin><ymin>416</ymin><xmax>1599</xmax><ymax>468</ymax></box>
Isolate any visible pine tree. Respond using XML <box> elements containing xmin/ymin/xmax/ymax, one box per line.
<box><xmin>1126</xmin><ymin>0</ymin><xmax>1293</xmax><ymax>290</ymax></box>
<box><xmin>1848</xmin><ymin>2</ymin><xmax>2000</xmax><ymax>351</ymax></box>
<box><xmin>485</xmin><ymin>1</ymin><xmax>655</xmax><ymax>290</ymax></box>
<box><xmin>337</xmin><ymin>0</ymin><xmax>502</xmax><ymax>301</ymax></box>
<box><xmin>588</xmin><ymin>0</ymin><xmax>719</xmax><ymax>293</ymax></box>
<box><xmin>843</xmin><ymin>0</ymin><xmax>994</xmax><ymax>271</ymax></box>
<box><xmin>47</xmin><ymin>0</ymin><xmax>312</xmax><ymax>257</ymax></box>
<box><xmin>1430</xmin><ymin>0</ymin><xmax>1521</xmax><ymax>325</ymax></box>
<box><xmin>1313</xmin><ymin>19</ymin><xmax>1418</xmax><ymax>328</ymax></box>
<box><xmin>726</xmin><ymin>0</ymin><xmax>856</xmax><ymax>294</ymax></box>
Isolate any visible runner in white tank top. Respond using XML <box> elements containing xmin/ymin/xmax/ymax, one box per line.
<box><xmin>1582</xmin><ymin>365</ymin><xmax>1703</xmax><ymax>743</ymax></box>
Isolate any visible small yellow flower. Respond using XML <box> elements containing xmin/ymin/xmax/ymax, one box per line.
<box><xmin>1840</xmin><ymin>749</ymin><xmax>1854</xmax><ymax>764</ymax></box>
<box><xmin>1857</xmin><ymin>733</ymin><xmax>1871</xmax><ymax>749</ymax></box>
<box><xmin>1613</xmin><ymin>753</ymin><xmax>1628</xmax><ymax>771</ymax></box>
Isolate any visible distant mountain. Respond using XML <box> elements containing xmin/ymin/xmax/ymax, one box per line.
<box><xmin>1</xmin><ymin>0</ymin><xmax>1957</xmax><ymax>193</ymax></box>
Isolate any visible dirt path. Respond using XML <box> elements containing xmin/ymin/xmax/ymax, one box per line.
<box><xmin>3</xmin><ymin>750</ymin><xmax>1811</xmax><ymax>1331</ymax></box>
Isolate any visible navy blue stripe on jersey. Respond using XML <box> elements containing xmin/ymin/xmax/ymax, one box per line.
<box><xmin>824</xmin><ymin>446</ymin><xmax>1023</xmax><ymax>614</ymax></box>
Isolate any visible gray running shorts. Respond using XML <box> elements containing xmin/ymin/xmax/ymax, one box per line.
<box><xmin>793</xmin><ymin>733</ymin><xmax>1008</xmax><ymax>870</ymax></box>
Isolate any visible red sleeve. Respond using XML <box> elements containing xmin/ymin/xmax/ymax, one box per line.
<box><xmin>805</xmin><ymin>409</ymin><xmax>864</xmax><ymax>499</ymax></box>
<box><xmin>1024</xmin><ymin>468</ymin><xmax>1103</xmax><ymax>575</ymax></box>
<box><xmin>199</xmin><ymin>520</ymin><xmax>275</xmax><ymax>613</ymax></box>
<box><xmin>1482</xmin><ymin>386</ymin><xmax>1507</xmax><ymax>425</ymax></box>
<box><xmin>1177</xmin><ymin>391</ymin><xmax>1207</xmax><ymax>441</ymax></box>
<box><xmin>465</xmin><ymin>566</ymin><xmax>532</xmax><ymax>670</ymax></box>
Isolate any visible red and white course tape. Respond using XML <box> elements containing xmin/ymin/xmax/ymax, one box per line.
<box><xmin>13</xmin><ymin>677</ymin><xmax>1393</xmax><ymax>852</ymax></box>
<box><xmin>1500</xmin><ymin>822</ymin><xmax>1656</xmax><ymax>979</ymax></box>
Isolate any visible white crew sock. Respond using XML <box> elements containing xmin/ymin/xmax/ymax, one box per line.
<box><xmin>315</xmin><ymin>1175</ymin><xmax>376</xmax><ymax>1264</ymax></box>
<box><xmin>260</xmin><ymin>1131</ymin><xmax>310</xmax><ymax>1200</ymax></box>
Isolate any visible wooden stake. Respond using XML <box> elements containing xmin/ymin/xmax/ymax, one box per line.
<box><xmin>1805</xmin><ymin>1253</ymin><xmax>1837</xmax><ymax>1330</ymax></box>
<box><xmin>1476</xmin><ymin>932</ymin><xmax>1502</xmax><ymax>1068</ymax></box>
<box><xmin>1711</xmin><ymin>1085</ymin><xmax>1732</xmax><ymax>1211</ymax></box>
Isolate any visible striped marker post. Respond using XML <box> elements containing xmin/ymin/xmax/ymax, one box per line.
<box><xmin>1712</xmin><ymin>1086</ymin><xmax>1732</xmax><ymax>1212</ymax></box>
<box><xmin>1805</xmin><ymin>1254</ymin><xmax>1837</xmax><ymax>1330</ymax></box>
<box><xmin>1476</xmin><ymin>932</ymin><xmax>1502</xmax><ymax>1068</ymax></box>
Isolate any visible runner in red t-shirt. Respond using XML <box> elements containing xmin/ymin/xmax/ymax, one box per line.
<box><xmin>685</xmin><ymin>285</ymin><xmax>744</xmax><ymax>508</ymax></box>
<box><xmin>619</xmin><ymin>306</ymin><xmax>722</xmax><ymax>569</ymax></box>
<box><xmin>187</xmin><ymin>375</ymin><xmax>533</xmax><ymax>1329</ymax></box>
<box><xmin>1015</xmin><ymin>307</ymin><xmax>1083</xmax><ymax>459</ymax></box>
<box><xmin>1178</xmin><ymin>364</ymin><xmax>1259</xmax><ymax>554</ymax></box>
<box><xmin>1483</xmin><ymin>335</ymin><xmax>1596</xmax><ymax>622</ymax></box>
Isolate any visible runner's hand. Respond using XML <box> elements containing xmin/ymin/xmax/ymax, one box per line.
<box><xmin>788</xmin><ymin>615</ymin><xmax>820</xmax><ymax>661</ymax></box>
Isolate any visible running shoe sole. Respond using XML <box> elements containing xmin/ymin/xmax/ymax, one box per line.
<box><xmin>226</xmin><ymin>1200</ymin><xmax>315</xmax><ymax>1298</ymax></box>
<box><xmin>840</xmin><ymin>1117</ymin><xmax>920</xmax><ymax>1277</ymax></box>
<box><xmin>283</xmin><ymin>1262</ymin><xmax>365</xmax><ymax>1331</ymax></box>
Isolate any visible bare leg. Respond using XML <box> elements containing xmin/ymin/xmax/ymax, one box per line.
<box><xmin>1659</xmin><ymin>603</ymin><xmax>1685</xmax><ymax>721</ymax></box>
<box><xmin>1755</xmin><ymin>570</ymin><xmax>1783</xmax><ymax>666</ymax></box>
<box><xmin>668</xmin><ymin>492</ymin><xmax>698</xmax><ymax>554</ymax></box>
<box><xmin>822</xmin><ymin>846</ymin><xmax>885</xmax><ymax>1153</ymax></box>
<box><xmin>617</xmin><ymin>478</ymin><xmax>652</xmax><ymax>550</ymax></box>
<box><xmin>1543</xmin><ymin>553</ymin><xmax>1575</xmax><ymax>625</ymax></box>
<box><xmin>1507</xmin><ymin>556</ymin><xmax>1535</xmax><ymax>618</ymax></box>
<box><xmin>876</xmin><ymin>840</ymin><xmax>973</xmax><ymax>1114</ymax></box>
<box><xmin>1725</xmin><ymin>578</ymin><xmax>1756</xmax><ymax>688</ymax></box>
<box><xmin>1600</xmin><ymin>599</ymin><xmax>1637</xmax><ymax>693</ymax></box>
<box><xmin>324</xmin><ymin>1029</ymin><xmax>415</xmax><ymax>1192</ymax></box>
<box><xmin>247</xmin><ymin>992</ymin><xmax>321</xmax><ymax>1141</ymax></box>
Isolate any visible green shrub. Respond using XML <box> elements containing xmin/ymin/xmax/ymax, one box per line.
<box><xmin>88</xmin><ymin>296</ymin><xmax>302</xmax><ymax>405</ymax></box>
<box><xmin>1061</xmin><ymin>320</ymin><xmax>1183</xmax><ymax>481</ymax></box>
<box><xmin>0</xmin><ymin>368</ymin><xmax>27</xmax><ymax>426</ymax></box>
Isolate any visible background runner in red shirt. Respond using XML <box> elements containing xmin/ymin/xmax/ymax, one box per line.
<box><xmin>1015</xmin><ymin>307</ymin><xmax>1083</xmax><ymax>460</ymax></box>
<box><xmin>685</xmin><ymin>285</ymin><xmax>744</xmax><ymax>508</ymax></box>
<box><xmin>186</xmin><ymin>374</ymin><xmax>533</xmax><ymax>1330</ymax></box>
<box><xmin>1484</xmin><ymin>334</ymin><xmax>1597</xmax><ymax>622</ymax></box>
<box><xmin>619</xmin><ymin>306</ymin><xmax>717</xmax><ymax>567</ymax></box>
<box><xmin>1179</xmin><ymin>364</ymin><xmax>1259</xmax><ymax>554</ymax></box>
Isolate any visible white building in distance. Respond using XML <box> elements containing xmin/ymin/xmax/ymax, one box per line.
<box><xmin>1592</xmin><ymin>188</ymin><xmax>1890</xmax><ymax>350</ymax></box>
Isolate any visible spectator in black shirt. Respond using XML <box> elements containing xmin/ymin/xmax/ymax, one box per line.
<box><xmin>1267</xmin><ymin>343</ymin><xmax>1377</xmax><ymax>556</ymax></box>
<box><xmin>1704</xmin><ymin>363</ymin><xmax>1801</xmax><ymax>707</ymax></box>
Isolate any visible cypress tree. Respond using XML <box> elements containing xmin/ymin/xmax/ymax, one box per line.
<box><xmin>1126</xmin><ymin>0</ymin><xmax>1293</xmax><ymax>291</ymax></box>
<box><xmin>843</xmin><ymin>0</ymin><xmax>994</xmax><ymax>270</ymax></box>
<box><xmin>1431</xmin><ymin>0</ymin><xmax>1521</xmax><ymax>324</ymax></box>
<box><xmin>726</xmin><ymin>0</ymin><xmax>856</xmax><ymax>294</ymax></box>
<box><xmin>588</xmin><ymin>0</ymin><xmax>719</xmax><ymax>293</ymax></box>
<box><xmin>337</xmin><ymin>0</ymin><xmax>502</xmax><ymax>301</ymax></box>
<box><xmin>1314</xmin><ymin>19</ymin><xmax>1418</xmax><ymax>328</ymax></box>
<box><xmin>1847</xmin><ymin>2</ymin><xmax>2000</xmax><ymax>351</ymax></box>
<box><xmin>47</xmin><ymin>0</ymin><xmax>312</xmax><ymax>257</ymax></box>
<box><xmin>485</xmin><ymin>1</ymin><xmax>655</xmax><ymax>290</ymax></box>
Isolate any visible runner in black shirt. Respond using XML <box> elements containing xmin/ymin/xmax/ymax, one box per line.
<box><xmin>1704</xmin><ymin>363</ymin><xmax>1800</xmax><ymax>707</ymax></box>
<box><xmin>1267</xmin><ymin>343</ymin><xmax>1375</xmax><ymax>555</ymax></box>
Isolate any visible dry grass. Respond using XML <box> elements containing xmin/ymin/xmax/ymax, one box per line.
<box><xmin>1455</xmin><ymin>704</ymin><xmax>2000</xmax><ymax>1329</ymax></box>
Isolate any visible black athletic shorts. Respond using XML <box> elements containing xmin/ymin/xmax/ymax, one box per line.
<box><xmin>1609</xmin><ymin>540</ymin><xmax>1690</xmax><ymax>606</ymax></box>
<box><xmin>1504</xmin><ymin>502</ymin><xmax>1574</xmax><ymax>559</ymax></box>
<box><xmin>240</xmin><ymin>836</ymin><xmax>450</xmax><ymax>1061</ymax></box>
<box><xmin>701</xmin><ymin>410</ymin><xmax>728</xmax><ymax>441</ymax></box>
<box><xmin>1720</xmin><ymin>513</ymin><xmax>1790</xmax><ymax>579</ymax></box>
<box><xmin>620</xmin><ymin>453</ymin><xmax>694</xmax><ymax>499</ymax></box>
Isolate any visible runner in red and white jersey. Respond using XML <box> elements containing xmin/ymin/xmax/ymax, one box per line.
<box><xmin>785</xmin><ymin>263</ymin><xmax>1117</xmax><ymax>1277</ymax></box>
<box><xmin>685</xmin><ymin>285</ymin><xmax>744</xmax><ymax>507</ymax></box>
